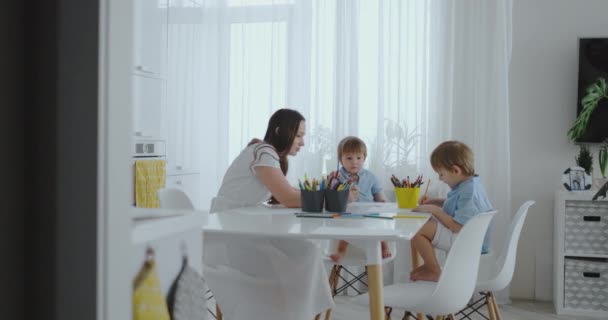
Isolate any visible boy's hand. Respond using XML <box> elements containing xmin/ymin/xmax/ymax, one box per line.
<box><xmin>418</xmin><ymin>194</ymin><xmax>428</xmax><ymax>205</ymax></box>
<box><xmin>412</xmin><ymin>204</ymin><xmax>439</xmax><ymax>215</ymax></box>
<box><xmin>348</xmin><ymin>185</ymin><xmax>359</xmax><ymax>202</ymax></box>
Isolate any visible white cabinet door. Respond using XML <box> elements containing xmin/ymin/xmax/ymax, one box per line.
<box><xmin>165</xmin><ymin>2</ymin><xmax>203</xmax><ymax>173</ymax></box>
<box><xmin>133</xmin><ymin>0</ymin><xmax>168</xmax><ymax>77</ymax></box>
<box><xmin>133</xmin><ymin>74</ymin><xmax>165</xmax><ymax>138</ymax></box>
<box><xmin>166</xmin><ymin>174</ymin><xmax>200</xmax><ymax>209</ymax></box>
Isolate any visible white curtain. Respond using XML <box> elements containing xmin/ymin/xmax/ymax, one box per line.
<box><xmin>175</xmin><ymin>0</ymin><xmax>512</xmax><ymax>301</ymax></box>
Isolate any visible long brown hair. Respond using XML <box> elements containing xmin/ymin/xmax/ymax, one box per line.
<box><xmin>248</xmin><ymin>109</ymin><xmax>304</xmax><ymax>204</ymax></box>
<box><xmin>249</xmin><ymin>108</ymin><xmax>305</xmax><ymax>175</ymax></box>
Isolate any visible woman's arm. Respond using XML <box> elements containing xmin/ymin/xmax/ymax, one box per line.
<box><xmin>255</xmin><ymin>166</ymin><xmax>301</xmax><ymax>208</ymax></box>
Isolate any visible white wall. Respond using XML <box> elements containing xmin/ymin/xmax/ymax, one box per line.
<box><xmin>510</xmin><ymin>0</ymin><xmax>608</xmax><ymax>300</ymax></box>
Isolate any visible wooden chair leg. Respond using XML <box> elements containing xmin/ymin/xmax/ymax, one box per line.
<box><xmin>385</xmin><ymin>306</ymin><xmax>392</xmax><ymax>320</ymax></box>
<box><xmin>324</xmin><ymin>308</ymin><xmax>333</xmax><ymax>320</ymax></box>
<box><xmin>332</xmin><ymin>265</ymin><xmax>342</xmax><ymax>296</ymax></box>
<box><xmin>489</xmin><ymin>292</ymin><xmax>501</xmax><ymax>320</ymax></box>
<box><xmin>447</xmin><ymin>315</ymin><xmax>455</xmax><ymax>320</ymax></box>
<box><xmin>486</xmin><ymin>293</ymin><xmax>497</xmax><ymax>320</ymax></box>
<box><xmin>215</xmin><ymin>304</ymin><xmax>223</xmax><ymax>320</ymax></box>
<box><xmin>328</xmin><ymin>265</ymin><xmax>336</xmax><ymax>290</ymax></box>
<box><xmin>314</xmin><ymin>313</ymin><xmax>321</xmax><ymax>320</ymax></box>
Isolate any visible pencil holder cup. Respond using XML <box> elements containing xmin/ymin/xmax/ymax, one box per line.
<box><xmin>301</xmin><ymin>190</ymin><xmax>325</xmax><ymax>212</ymax></box>
<box><xmin>324</xmin><ymin>189</ymin><xmax>349</xmax><ymax>212</ymax></box>
<box><xmin>395</xmin><ymin>188</ymin><xmax>420</xmax><ymax>209</ymax></box>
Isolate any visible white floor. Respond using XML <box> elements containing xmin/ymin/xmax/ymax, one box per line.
<box><xmin>330</xmin><ymin>296</ymin><xmax>600</xmax><ymax>320</ymax></box>
<box><xmin>206</xmin><ymin>295</ymin><xmax>601</xmax><ymax>320</ymax></box>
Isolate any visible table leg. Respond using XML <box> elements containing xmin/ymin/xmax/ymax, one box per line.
<box><xmin>410</xmin><ymin>242</ymin><xmax>423</xmax><ymax>320</ymax></box>
<box><xmin>367</xmin><ymin>264</ymin><xmax>384</xmax><ymax>320</ymax></box>
<box><xmin>215</xmin><ymin>304</ymin><xmax>223</xmax><ymax>320</ymax></box>
<box><xmin>365</xmin><ymin>241</ymin><xmax>384</xmax><ymax>320</ymax></box>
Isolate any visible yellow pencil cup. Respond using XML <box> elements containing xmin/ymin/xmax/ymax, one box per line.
<box><xmin>395</xmin><ymin>187</ymin><xmax>420</xmax><ymax>209</ymax></box>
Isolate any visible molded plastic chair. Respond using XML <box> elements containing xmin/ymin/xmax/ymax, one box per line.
<box><xmin>456</xmin><ymin>201</ymin><xmax>535</xmax><ymax>320</ymax></box>
<box><xmin>356</xmin><ymin>211</ymin><xmax>497</xmax><ymax>319</ymax></box>
<box><xmin>158</xmin><ymin>188</ymin><xmax>194</xmax><ymax>210</ymax></box>
<box><xmin>325</xmin><ymin>240</ymin><xmax>397</xmax><ymax>296</ymax></box>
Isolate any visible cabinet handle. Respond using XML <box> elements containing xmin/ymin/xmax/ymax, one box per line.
<box><xmin>583</xmin><ymin>272</ymin><xmax>600</xmax><ymax>278</ymax></box>
<box><xmin>583</xmin><ymin>216</ymin><xmax>601</xmax><ymax>222</ymax></box>
<box><xmin>134</xmin><ymin>131</ymin><xmax>144</xmax><ymax>136</ymax></box>
<box><xmin>176</xmin><ymin>165</ymin><xmax>183</xmax><ymax>170</ymax></box>
<box><xmin>135</xmin><ymin>65</ymin><xmax>155</xmax><ymax>74</ymax></box>
<box><xmin>175</xmin><ymin>180</ymin><xmax>182</xmax><ymax>185</ymax></box>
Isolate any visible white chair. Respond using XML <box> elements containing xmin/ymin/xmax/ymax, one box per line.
<box><xmin>202</xmin><ymin>232</ymin><xmax>335</xmax><ymax>320</ymax></box>
<box><xmin>325</xmin><ymin>240</ymin><xmax>397</xmax><ymax>296</ymax></box>
<box><xmin>456</xmin><ymin>201</ymin><xmax>535</xmax><ymax>320</ymax></box>
<box><xmin>158</xmin><ymin>188</ymin><xmax>194</xmax><ymax>210</ymax></box>
<box><xmin>356</xmin><ymin>211</ymin><xmax>497</xmax><ymax>320</ymax></box>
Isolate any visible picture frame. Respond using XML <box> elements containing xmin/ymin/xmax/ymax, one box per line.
<box><xmin>562</xmin><ymin>166</ymin><xmax>592</xmax><ymax>191</ymax></box>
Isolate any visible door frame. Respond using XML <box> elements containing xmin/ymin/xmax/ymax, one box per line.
<box><xmin>98</xmin><ymin>0</ymin><xmax>133</xmax><ymax>318</ymax></box>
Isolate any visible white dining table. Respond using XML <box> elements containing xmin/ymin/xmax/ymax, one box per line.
<box><xmin>203</xmin><ymin>202</ymin><xmax>430</xmax><ymax>320</ymax></box>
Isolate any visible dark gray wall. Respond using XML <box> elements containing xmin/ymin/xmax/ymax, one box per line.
<box><xmin>23</xmin><ymin>0</ymin><xmax>100</xmax><ymax>319</ymax></box>
<box><xmin>1</xmin><ymin>2</ymin><xmax>24</xmax><ymax>319</ymax></box>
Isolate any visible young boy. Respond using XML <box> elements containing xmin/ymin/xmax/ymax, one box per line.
<box><xmin>330</xmin><ymin>136</ymin><xmax>391</xmax><ymax>263</ymax></box>
<box><xmin>410</xmin><ymin>140</ymin><xmax>493</xmax><ymax>282</ymax></box>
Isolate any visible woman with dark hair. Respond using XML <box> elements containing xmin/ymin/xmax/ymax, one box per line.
<box><xmin>210</xmin><ymin>108</ymin><xmax>305</xmax><ymax>212</ymax></box>
<box><xmin>207</xmin><ymin>109</ymin><xmax>334</xmax><ymax>319</ymax></box>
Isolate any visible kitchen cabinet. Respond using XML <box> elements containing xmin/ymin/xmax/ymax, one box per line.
<box><xmin>164</xmin><ymin>0</ymin><xmax>203</xmax><ymax>173</ymax></box>
<box><xmin>133</xmin><ymin>0</ymin><xmax>168</xmax><ymax>77</ymax></box>
<box><xmin>132</xmin><ymin>74</ymin><xmax>166</xmax><ymax>138</ymax></box>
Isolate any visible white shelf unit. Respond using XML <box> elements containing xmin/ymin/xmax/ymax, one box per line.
<box><xmin>554</xmin><ymin>190</ymin><xmax>608</xmax><ymax>318</ymax></box>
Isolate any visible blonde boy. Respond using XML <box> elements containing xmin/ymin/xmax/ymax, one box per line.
<box><xmin>330</xmin><ymin>136</ymin><xmax>391</xmax><ymax>262</ymax></box>
<box><xmin>411</xmin><ymin>141</ymin><xmax>493</xmax><ymax>282</ymax></box>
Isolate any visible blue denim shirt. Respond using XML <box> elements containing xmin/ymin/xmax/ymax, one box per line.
<box><xmin>442</xmin><ymin>175</ymin><xmax>493</xmax><ymax>253</ymax></box>
<box><xmin>339</xmin><ymin>167</ymin><xmax>384</xmax><ymax>202</ymax></box>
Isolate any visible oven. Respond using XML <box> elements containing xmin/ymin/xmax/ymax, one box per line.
<box><xmin>132</xmin><ymin>138</ymin><xmax>166</xmax><ymax>206</ymax></box>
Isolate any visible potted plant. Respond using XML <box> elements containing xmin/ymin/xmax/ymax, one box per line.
<box><xmin>568</xmin><ymin>78</ymin><xmax>608</xmax><ymax>141</ymax></box>
<box><xmin>575</xmin><ymin>144</ymin><xmax>593</xmax><ymax>175</ymax></box>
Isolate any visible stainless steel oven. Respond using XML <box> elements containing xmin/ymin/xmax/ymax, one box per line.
<box><xmin>132</xmin><ymin>138</ymin><xmax>166</xmax><ymax>206</ymax></box>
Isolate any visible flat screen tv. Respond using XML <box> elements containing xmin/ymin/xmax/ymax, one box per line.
<box><xmin>575</xmin><ymin>38</ymin><xmax>608</xmax><ymax>143</ymax></box>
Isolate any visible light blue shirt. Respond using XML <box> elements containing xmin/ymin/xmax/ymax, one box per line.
<box><xmin>442</xmin><ymin>175</ymin><xmax>493</xmax><ymax>253</ymax></box>
<box><xmin>339</xmin><ymin>167</ymin><xmax>384</xmax><ymax>202</ymax></box>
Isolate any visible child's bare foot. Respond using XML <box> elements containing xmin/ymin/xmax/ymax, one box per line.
<box><xmin>409</xmin><ymin>265</ymin><xmax>426</xmax><ymax>279</ymax></box>
<box><xmin>330</xmin><ymin>251</ymin><xmax>345</xmax><ymax>263</ymax></box>
<box><xmin>381</xmin><ymin>241</ymin><xmax>392</xmax><ymax>259</ymax></box>
<box><xmin>411</xmin><ymin>267</ymin><xmax>440</xmax><ymax>282</ymax></box>
<box><xmin>409</xmin><ymin>265</ymin><xmax>428</xmax><ymax>280</ymax></box>
<box><xmin>330</xmin><ymin>242</ymin><xmax>348</xmax><ymax>263</ymax></box>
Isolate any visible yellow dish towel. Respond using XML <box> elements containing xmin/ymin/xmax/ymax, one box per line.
<box><xmin>133</xmin><ymin>259</ymin><xmax>170</xmax><ymax>320</ymax></box>
<box><xmin>135</xmin><ymin>159</ymin><xmax>166</xmax><ymax>208</ymax></box>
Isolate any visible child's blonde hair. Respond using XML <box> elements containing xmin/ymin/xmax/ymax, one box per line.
<box><xmin>338</xmin><ymin>136</ymin><xmax>367</xmax><ymax>160</ymax></box>
<box><xmin>430</xmin><ymin>140</ymin><xmax>475</xmax><ymax>176</ymax></box>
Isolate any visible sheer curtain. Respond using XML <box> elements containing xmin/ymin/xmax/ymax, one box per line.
<box><xmin>188</xmin><ymin>0</ymin><xmax>512</xmax><ymax>299</ymax></box>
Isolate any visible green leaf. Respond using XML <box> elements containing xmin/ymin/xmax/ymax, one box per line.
<box><xmin>568</xmin><ymin>77</ymin><xmax>608</xmax><ymax>140</ymax></box>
